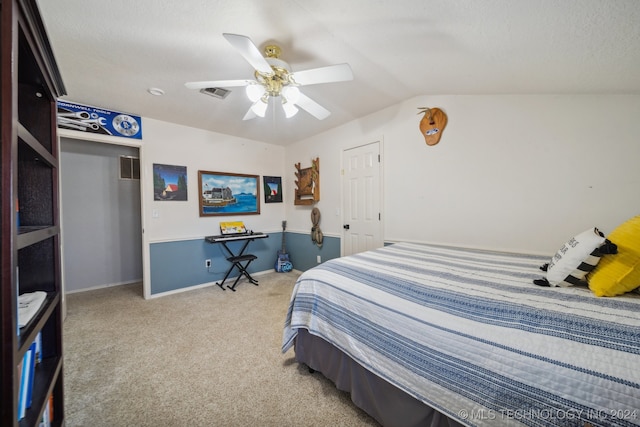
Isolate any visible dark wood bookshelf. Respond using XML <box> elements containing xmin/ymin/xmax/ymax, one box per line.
<box><xmin>1</xmin><ymin>1</ymin><xmax>66</xmax><ymax>425</ymax></box>
<box><xmin>17</xmin><ymin>227</ymin><xmax>60</xmax><ymax>249</ymax></box>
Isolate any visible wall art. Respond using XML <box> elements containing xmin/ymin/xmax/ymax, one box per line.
<box><xmin>153</xmin><ymin>163</ymin><xmax>187</xmax><ymax>201</ymax></box>
<box><xmin>263</xmin><ymin>176</ymin><xmax>283</xmax><ymax>203</ymax></box>
<box><xmin>198</xmin><ymin>170</ymin><xmax>260</xmax><ymax>216</ymax></box>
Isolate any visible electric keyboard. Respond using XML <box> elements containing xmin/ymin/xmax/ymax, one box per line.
<box><xmin>205</xmin><ymin>232</ymin><xmax>267</xmax><ymax>243</ymax></box>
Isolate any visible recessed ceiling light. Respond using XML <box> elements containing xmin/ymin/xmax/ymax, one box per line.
<box><xmin>147</xmin><ymin>87</ymin><xmax>165</xmax><ymax>96</ymax></box>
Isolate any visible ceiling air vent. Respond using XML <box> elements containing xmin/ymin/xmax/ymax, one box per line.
<box><xmin>199</xmin><ymin>87</ymin><xmax>231</xmax><ymax>99</ymax></box>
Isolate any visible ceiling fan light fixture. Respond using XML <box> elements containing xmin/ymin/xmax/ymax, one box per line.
<box><xmin>251</xmin><ymin>99</ymin><xmax>268</xmax><ymax>118</ymax></box>
<box><xmin>282</xmin><ymin>100</ymin><xmax>299</xmax><ymax>118</ymax></box>
<box><xmin>246</xmin><ymin>84</ymin><xmax>266</xmax><ymax>102</ymax></box>
<box><xmin>282</xmin><ymin>85</ymin><xmax>300</xmax><ymax>103</ymax></box>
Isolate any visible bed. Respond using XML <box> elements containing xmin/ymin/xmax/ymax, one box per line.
<box><xmin>282</xmin><ymin>242</ymin><xmax>640</xmax><ymax>427</ymax></box>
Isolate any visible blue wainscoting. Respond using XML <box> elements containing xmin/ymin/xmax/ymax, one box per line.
<box><xmin>284</xmin><ymin>232</ymin><xmax>340</xmax><ymax>272</ymax></box>
<box><xmin>149</xmin><ymin>231</ymin><xmax>341</xmax><ymax>295</ymax></box>
<box><xmin>149</xmin><ymin>234</ymin><xmax>278</xmax><ymax>295</ymax></box>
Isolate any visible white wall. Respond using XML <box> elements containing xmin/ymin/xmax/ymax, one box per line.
<box><xmin>141</xmin><ymin>118</ymin><xmax>287</xmax><ymax>241</ymax></box>
<box><xmin>286</xmin><ymin>94</ymin><xmax>640</xmax><ymax>255</ymax></box>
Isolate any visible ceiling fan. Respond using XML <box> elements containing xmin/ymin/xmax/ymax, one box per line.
<box><xmin>185</xmin><ymin>33</ymin><xmax>354</xmax><ymax>120</ymax></box>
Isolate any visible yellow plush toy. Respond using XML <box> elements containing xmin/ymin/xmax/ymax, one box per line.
<box><xmin>588</xmin><ymin>215</ymin><xmax>640</xmax><ymax>297</ymax></box>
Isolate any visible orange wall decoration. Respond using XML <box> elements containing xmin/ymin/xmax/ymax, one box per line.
<box><xmin>418</xmin><ymin>107</ymin><xmax>447</xmax><ymax>146</ymax></box>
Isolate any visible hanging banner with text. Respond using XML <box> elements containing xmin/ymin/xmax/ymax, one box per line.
<box><xmin>57</xmin><ymin>100</ymin><xmax>142</xmax><ymax>139</ymax></box>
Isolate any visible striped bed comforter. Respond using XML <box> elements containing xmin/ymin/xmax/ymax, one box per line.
<box><xmin>282</xmin><ymin>242</ymin><xmax>640</xmax><ymax>427</ymax></box>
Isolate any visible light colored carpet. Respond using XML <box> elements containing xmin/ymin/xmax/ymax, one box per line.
<box><xmin>63</xmin><ymin>272</ymin><xmax>380</xmax><ymax>426</ymax></box>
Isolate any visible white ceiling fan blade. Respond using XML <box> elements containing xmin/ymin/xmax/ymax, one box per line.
<box><xmin>242</xmin><ymin>105</ymin><xmax>257</xmax><ymax>121</ymax></box>
<box><xmin>295</xmin><ymin>92</ymin><xmax>331</xmax><ymax>120</ymax></box>
<box><xmin>223</xmin><ymin>33</ymin><xmax>273</xmax><ymax>75</ymax></box>
<box><xmin>291</xmin><ymin>63</ymin><xmax>353</xmax><ymax>86</ymax></box>
<box><xmin>185</xmin><ymin>79</ymin><xmax>254</xmax><ymax>90</ymax></box>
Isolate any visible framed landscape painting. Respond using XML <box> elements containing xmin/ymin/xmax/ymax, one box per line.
<box><xmin>198</xmin><ymin>170</ymin><xmax>260</xmax><ymax>216</ymax></box>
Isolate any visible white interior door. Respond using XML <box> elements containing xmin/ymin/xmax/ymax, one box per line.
<box><xmin>342</xmin><ymin>141</ymin><xmax>382</xmax><ymax>256</ymax></box>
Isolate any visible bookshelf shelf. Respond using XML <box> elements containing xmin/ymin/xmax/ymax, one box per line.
<box><xmin>17</xmin><ymin>226</ymin><xmax>60</xmax><ymax>249</ymax></box>
<box><xmin>17</xmin><ymin>293</ymin><xmax>59</xmax><ymax>355</ymax></box>
<box><xmin>1</xmin><ymin>1</ymin><xmax>66</xmax><ymax>426</ymax></box>
<box><xmin>18</xmin><ymin>124</ymin><xmax>58</xmax><ymax>167</ymax></box>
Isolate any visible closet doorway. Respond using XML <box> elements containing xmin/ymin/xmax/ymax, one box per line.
<box><xmin>59</xmin><ymin>137</ymin><xmax>143</xmax><ymax>296</ymax></box>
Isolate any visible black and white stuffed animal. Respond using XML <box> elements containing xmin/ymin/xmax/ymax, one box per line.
<box><xmin>533</xmin><ymin>228</ymin><xmax>617</xmax><ymax>287</ymax></box>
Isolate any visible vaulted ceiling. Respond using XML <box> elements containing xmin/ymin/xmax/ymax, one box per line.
<box><xmin>37</xmin><ymin>0</ymin><xmax>640</xmax><ymax>145</ymax></box>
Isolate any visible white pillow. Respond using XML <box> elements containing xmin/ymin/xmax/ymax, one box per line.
<box><xmin>546</xmin><ymin>228</ymin><xmax>607</xmax><ymax>287</ymax></box>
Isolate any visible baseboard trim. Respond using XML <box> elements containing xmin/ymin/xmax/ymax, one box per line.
<box><xmin>146</xmin><ymin>269</ymin><xmax>289</xmax><ymax>299</ymax></box>
<box><xmin>65</xmin><ymin>279</ymin><xmax>142</xmax><ymax>294</ymax></box>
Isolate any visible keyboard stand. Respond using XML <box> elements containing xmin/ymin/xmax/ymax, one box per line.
<box><xmin>204</xmin><ymin>232</ymin><xmax>268</xmax><ymax>291</ymax></box>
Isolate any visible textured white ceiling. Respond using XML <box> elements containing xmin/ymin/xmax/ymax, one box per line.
<box><xmin>37</xmin><ymin>0</ymin><xmax>640</xmax><ymax>145</ymax></box>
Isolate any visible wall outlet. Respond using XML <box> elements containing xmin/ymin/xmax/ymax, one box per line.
<box><xmin>317</xmin><ymin>255</ymin><xmax>321</xmax><ymax>263</ymax></box>
<box><xmin>205</xmin><ymin>259</ymin><xmax>211</xmax><ymax>268</ymax></box>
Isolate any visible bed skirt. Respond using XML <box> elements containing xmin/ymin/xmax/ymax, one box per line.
<box><xmin>294</xmin><ymin>328</ymin><xmax>465</xmax><ymax>427</ymax></box>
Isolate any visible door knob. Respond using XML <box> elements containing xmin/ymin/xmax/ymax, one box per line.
<box><xmin>343</xmin><ymin>224</ymin><xmax>350</xmax><ymax>230</ymax></box>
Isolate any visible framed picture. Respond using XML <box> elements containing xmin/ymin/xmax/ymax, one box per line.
<box><xmin>153</xmin><ymin>164</ymin><xmax>187</xmax><ymax>201</ymax></box>
<box><xmin>263</xmin><ymin>176</ymin><xmax>283</xmax><ymax>203</ymax></box>
<box><xmin>198</xmin><ymin>170</ymin><xmax>260</xmax><ymax>216</ymax></box>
